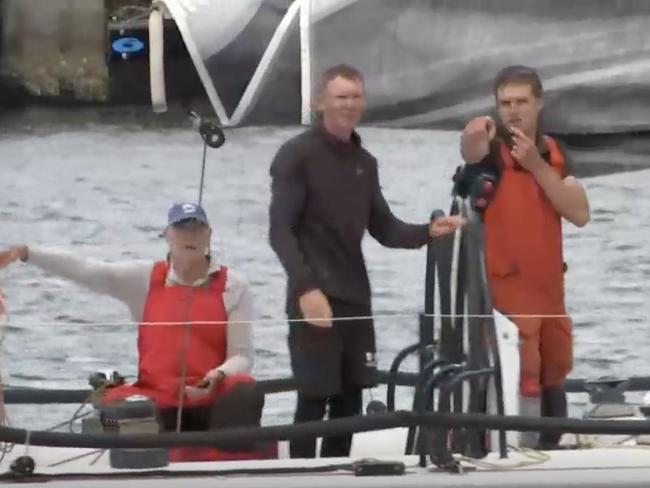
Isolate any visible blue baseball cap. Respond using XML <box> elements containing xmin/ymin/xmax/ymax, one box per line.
<box><xmin>167</xmin><ymin>202</ymin><xmax>209</xmax><ymax>226</ymax></box>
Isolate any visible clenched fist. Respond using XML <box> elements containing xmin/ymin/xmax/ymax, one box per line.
<box><xmin>460</xmin><ymin>116</ymin><xmax>497</xmax><ymax>164</ymax></box>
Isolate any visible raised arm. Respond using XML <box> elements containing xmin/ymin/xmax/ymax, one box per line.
<box><xmin>0</xmin><ymin>245</ymin><xmax>152</xmax><ymax>320</ymax></box>
<box><xmin>510</xmin><ymin>127</ymin><xmax>590</xmax><ymax>227</ymax></box>
<box><xmin>460</xmin><ymin>116</ymin><xmax>497</xmax><ymax>164</ymax></box>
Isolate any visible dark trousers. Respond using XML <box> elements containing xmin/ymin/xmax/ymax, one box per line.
<box><xmin>291</xmin><ymin>386</ymin><xmax>363</xmax><ymax>458</ymax></box>
<box><xmin>287</xmin><ymin>298</ymin><xmax>376</xmax><ymax>458</ymax></box>
<box><xmin>157</xmin><ymin>381</ymin><xmax>264</xmax><ymax>436</ymax></box>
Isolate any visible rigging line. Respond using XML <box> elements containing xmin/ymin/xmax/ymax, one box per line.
<box><xmin>176</xmin><ymin>286</ymin><xmax>195</xmax><ymax>433</ymax></box>
<box><xmin>47</xmin><ymin>448</ymin><xmax>105</xmax><ymax>468</ymax></box>
<box><xmin>42</xmin><ymin>385</ymin><xmax>104</xmax><ymax>435</ymax></box>
<box><xmin>3</xmin><ymin>312</ymin><xmax>586</xmax><ymax>328</ymax></box>
<box><xmin>198</xmin><ymin>140</ymin><xmax>208</xmax><ymax>206</ymax></box>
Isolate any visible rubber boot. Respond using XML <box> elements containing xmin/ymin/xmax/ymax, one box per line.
<box><xmin>518</xmin><ymin>394</ymin><xmax>541</xmax><ymax>448</ymax></box>
<box><xmin>537</xmin><ymin>385</ymin><xmax>567</xmax><ymax>450</ymax></box>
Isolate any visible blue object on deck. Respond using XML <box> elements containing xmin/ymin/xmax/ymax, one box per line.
<box><xmin>112</xmin><ymin>37</ymin><xmax>145</xmax><ymax>55</ymax></box>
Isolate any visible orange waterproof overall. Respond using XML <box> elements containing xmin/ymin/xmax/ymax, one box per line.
<box><xmin>484</xmin><ymin>137</ymin><xmax>572</xmax><ymax>397</ymax></box>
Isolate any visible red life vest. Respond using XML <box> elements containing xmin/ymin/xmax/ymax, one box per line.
<box><xmin>484</xmin><ymin>136</ymin><xmax>566</xmax><ymax>313</ymax></box>
<box><xmin>104</xmin><ymin>261</ymin><xmax>229</xmax><ymax>408</ymax></box>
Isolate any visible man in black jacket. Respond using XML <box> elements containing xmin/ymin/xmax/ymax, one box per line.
<box><xmin>269</xmin><ymin>64</ymin><xmax>462</xmax><ymax>458</ymax></box>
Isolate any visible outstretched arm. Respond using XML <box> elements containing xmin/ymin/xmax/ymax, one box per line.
<box><xmin>368</xmin><ymin>180</ymin><xmax>431</xmax><ymax>248</ymax></box>
<box><xmin>368</xmin><ymin>165</ymin><xmax>462</xmax><ymax>247</ymax></box>
<box><xmin>0</xmin><ymin>245</ymin><xmax>152</xmax><ymax>319</ymax></box>
<box><xmin>460</xmin><ymin>116</ymin><xmax>497</xmax><ymax>163</ymax></box>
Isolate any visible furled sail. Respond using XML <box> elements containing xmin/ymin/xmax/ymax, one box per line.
<box><xmin>154</xmin><ymin>0</ymin><xmax>650</xmax><ymax>134</ymax></box>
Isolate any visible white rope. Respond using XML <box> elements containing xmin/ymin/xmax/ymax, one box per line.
<box><xmin>457</xmin><ymin>445</ymin><xmax>551</xmax><ymax>470</ymax></box>
<box><xmin>0</xmin><ymin>312</ymin><xmax>587</xmax><ymax>329</ymax></box>
<box><xmin>23</xmin><ymin>429</ymin><xmax>31</xmax><ymax>457</ymax></box>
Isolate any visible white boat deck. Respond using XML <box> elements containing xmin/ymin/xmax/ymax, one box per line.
<box><xmin>3</xmin><ymin>429</ymin><xmax>650</xmax><ymax>487</ymax></box>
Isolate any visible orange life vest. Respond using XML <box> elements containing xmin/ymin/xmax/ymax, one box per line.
<box><xmin>484</xmin><ymin>136</ymin><xmax>566</xmax><ymax>313</ymax></box>
<box><xmin>135</xmin><ymin>261</ymin><xmax>228</xmax><ymax>407</ymax></box>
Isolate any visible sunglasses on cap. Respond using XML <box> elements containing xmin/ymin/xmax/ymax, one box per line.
<box><xmin>170</xmin><ymin>218</ymin><xmax>208</xmax><ymax>229</ymax></box>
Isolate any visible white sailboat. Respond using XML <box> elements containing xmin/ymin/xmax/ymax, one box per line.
<box><xmin>2</xmin><ymin>198</ymin><xmax>650</xmax><ymax>487</ymax></box>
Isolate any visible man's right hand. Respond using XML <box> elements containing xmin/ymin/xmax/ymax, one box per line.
<box><xmin>298</xmin><ymin>289</ymin><xmax>333</xmax><ymax>328</ymax></box>
<box><xmin>0</xmin><ymin>246</ymin><xmax>27</xmax><ymax>270</ymax></box>
<box><xmin>460</xmin><ymin>116</ymin><xmax>497</xmax><ymax>164</ymax></box>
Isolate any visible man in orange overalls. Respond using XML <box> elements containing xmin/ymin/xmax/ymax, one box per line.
<box><xmin>455</xmin><ymin>66</ymin><xmax>590</xmax><ymax>448</ymax></box>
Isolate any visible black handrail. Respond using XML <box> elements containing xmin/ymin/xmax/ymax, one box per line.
<box><xmin>462</xmin><ymin>206</ymin><xmax>507</xmax><ymax>459</ymax></box>
<box><xmin>3</xmin><ymin>410</ymin><xmax>650</xmax><ymax>450</ymax></box>
<box><xmin>439</xmin><ymin>368</ymin><xmax>496</xmax><ymax>402</ymax></box>
<box><xmin>416</xmin><ymin>364</ymin><xmax>465</xmax><ymax>467</ymax></box>
<box><xmin>433</xmin><ymin>367</ymin><xmax>497</xmax><ymax>464</ymax></box>
<box><xmin>418</xmin><ymin>365</ymin><xmax>466</xmax><ymax>415</ymax></box>
<box><xmin>6</xmin><ymin>371</ymin><xmax>650</xmax><ymax>404</ymax></box>
<box><xmin>404</xmin><ymin>358</ymin><xmax>450</xmax><ymax>454</ymax></box>
<box><xmin>421</xmin><ymin>210</ymin><xmax>444</xmax><ymax>408</ymax></box>
<box><xmin>386</xmin><ymin>342</ymin><xmax>422</xmax><ymax>412</ymax></box>
<box><xmin>2</xmin><ymin>370</ymin><xmax>418</xmax><ymax>405</ymax></box>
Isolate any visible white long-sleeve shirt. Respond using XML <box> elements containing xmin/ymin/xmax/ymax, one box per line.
<box><xmin>27</xmin><ymin>246</ymin><xmax>254</xmax><ymax>376</ymax></box>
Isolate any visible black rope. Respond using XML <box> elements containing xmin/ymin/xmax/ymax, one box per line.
<box><xmin>198</xmin><ymin>140</ymin><xmax>207</xmax><ymax>206</ymax></box>
<box><xmin>0</xmin><ymin>462</ymin><xmax>355</xmax><ymax>483</ymax></box>
<box><xmin>6</xmin><ymin>371</ymin><xmax>650</xmax><ymax>404</ymax></box>
<box><xmin>2</xmin><ymin>410</ymin><xmax>650</xmax><ymax>450</ymax></box>
<box><xmin>2</xmin><ymin>371</ymin><xmax>420</xmax><ymax>405</ymax></box>
<box><xmin>386</xmin><ymin>343</ymin><xmax>421</xmax><ymax>412</ymax></box>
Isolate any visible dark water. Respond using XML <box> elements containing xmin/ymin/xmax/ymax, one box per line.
<box><xmin>1</xmin><ymin>123</ymin><xmax>649</xmax><ymax>429</ymax></box>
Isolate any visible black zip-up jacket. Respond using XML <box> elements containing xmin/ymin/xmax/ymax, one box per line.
<box><xmin>269</xmin><ymin>125</ymin><xmax>433</xmax><ymax>307</ymax></box>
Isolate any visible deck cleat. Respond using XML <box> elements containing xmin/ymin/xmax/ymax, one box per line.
<box><xmin>366</xmin><ymin>400</ymin><xmax>387</xmax><ymax>415</ymax></box>
<box><xmin>583</xmin><ymin>377</ymin><xmax>630</xmax><ymax>404</ymax></box>
<box><xmin>9</xmin><ymin>455</ymin><xmax>35</xmax><ymax>476</ymax></box>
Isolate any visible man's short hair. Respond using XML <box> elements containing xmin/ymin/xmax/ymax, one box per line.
<box><xmin>316</xmin><ymin>64</ymin><xmax>364</xmax><ymax>95</ymax></box>
<box><xmin>493</xmin><ymin>65</ymin><xmax>543</xmax><ymax>98</ymax></box>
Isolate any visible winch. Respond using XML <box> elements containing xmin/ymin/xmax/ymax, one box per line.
<box><xmin>83</xmin><ymin>372</ymin><xmax>169</xmax><ymax>469</ymax></box>
<box><xmin>100</xmin><ymin>395</ymin><xmax>169</xmax><ymax>469</ymax></box>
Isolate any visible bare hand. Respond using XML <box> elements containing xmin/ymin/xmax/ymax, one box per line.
<box><xmin>298</xmin><ymin>289</ymin><xmax>332</xmax><ymax>328</ymax></box>
<box><xmin>460</xmin><ymin>116</ymin><xmax>497</xmax><ymax>163</ymax></box>
<box><xmin>184</xmin><ymin>384</ymin><xmax>211</xmax><ymax>402</ymax></box>
<box><xmin>509</xmin><ymin>127</ymin><xmax>545</xmax><ymax>173</ymax></box>
<box><xmin>184</xmin><ymin>369</ymin><xmax>224</xmax><ymax>401</ymax></box>
<box><xmin>0</xmin><ymin>246</ymin><xmax>27</xmax><ymax>270</ymax></box>
<box><xmin>429</xmin><ymin>215</ymin><xmax>465</xmax><ymax>238</ymax></box>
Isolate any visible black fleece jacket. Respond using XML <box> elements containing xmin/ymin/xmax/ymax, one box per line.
<box><xmin>269</xmin><ymin>125</ymin><xmax>434</xmax><ymax>307</ymax></box>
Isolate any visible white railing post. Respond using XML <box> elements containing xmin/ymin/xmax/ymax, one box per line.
<box><xmin>149</xmin><ymin>3</ymin><xmax>168</xmax><ymax>113</ymax></box>
<box><xmin>299</xmin><ymin>0</ymin><xmax>313</xmax><ymax>126</ymax></box>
